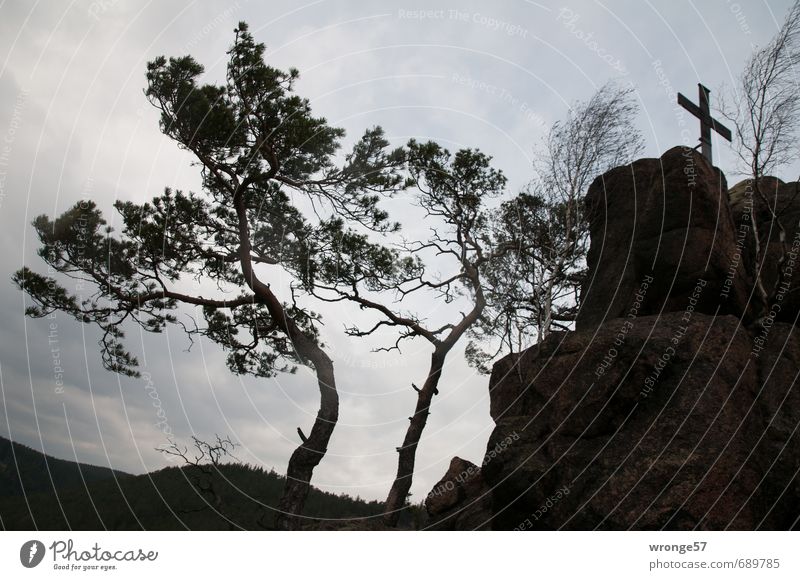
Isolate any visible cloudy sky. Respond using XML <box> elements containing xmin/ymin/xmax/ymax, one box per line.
<box><xmin>0</xmin><ymin>0</ymin><xmax>796</xmax><ymax>506</ymax></box>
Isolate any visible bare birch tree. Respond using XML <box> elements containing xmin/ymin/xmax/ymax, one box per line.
<box><xmin>719</xmin><ymin>0</ymin><xmax>800</xmax><ymax>308</ymax></box>
<box><xmin>468</xmin><ymin>81</ymin><xmax>644</xmax><ymax>369</ymax></box>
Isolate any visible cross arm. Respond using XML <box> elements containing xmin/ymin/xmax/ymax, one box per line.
<box><xmin>677</xmin><ymin>92</ymin><xmax>733</xmax><ymax>141</ymax></box>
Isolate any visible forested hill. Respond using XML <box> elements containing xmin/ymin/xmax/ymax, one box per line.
<box><xmin>0</xmin><ymin>436</ymin><xmax>406</xmax><ymax>530</ymax></box>
<box><xmin>0</xmin><ymin>435</ymin><xmax>129</xmax><ymax>498</ymax></box>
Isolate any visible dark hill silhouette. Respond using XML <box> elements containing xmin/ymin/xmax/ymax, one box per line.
<box><xmin>0</xmin><ymin>436</ymin><xmax>414</xmax><ymax>530</ymax></box>
<box><xmin>0</xmin><ymin>435</ymin><xmax>129</xmax><ymax>499</ymax></box>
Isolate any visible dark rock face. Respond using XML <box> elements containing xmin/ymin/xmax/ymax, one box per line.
<box><xmin>577</xmin><ymin>146</ymin><xmax>759</xmax><ymax>330</ymax></box>
<box><xmin>427</xmin><ymin>147</ymin><xmax>800</xmax><ymax>530</ymax></box>
<box><xmin>485</xmin><ymin>313</ymin><xmax>799</xmax><ymax>530</ymax></box>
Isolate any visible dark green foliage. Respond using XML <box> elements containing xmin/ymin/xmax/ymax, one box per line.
<box><xmin>305</xmin><ymin>139</ymin><xmax>508</xmax><ymax>351</ymax></box>
<box><xmin>13</xmin><ymin>21</ymin><xmax>407</xmax><ymax>380</ymax></box>
<box><xmin>407</xmin><ymin>140</ymin><xmax>507</xmax><ymax>220</ymax></box>
<box><xmin>144</xmin><ymin>22</ymin><xmax>405</xmax><ymax>225</ymax></box>
<box><xmin>292</xmin><ymin>142</ymin><xmax>509</xmax><ymax>313</ymax></box>
<box><xmin>307</xmin><ymin>216</ymin><xmax>419</xmax><ymax>291</ymax></box>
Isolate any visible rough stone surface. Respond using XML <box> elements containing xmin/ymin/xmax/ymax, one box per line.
<box><xmin>483</xmin><ymin>313</ymin><xmax>799</xmax><ymax>530</ymax></box>
<box><xmin>576</xmin><ymin>146</ymin><xmax>759</xmax><ymax>330</ymax></box>
<box><xmin>427</xmin><ymin>148</ymin><xmax>800</xmax><ymax>530</ymax></box>
<box><xmin>424</xmin><ymin>457</ymin><xmax>491</xmax><ymax>530</ymax></box>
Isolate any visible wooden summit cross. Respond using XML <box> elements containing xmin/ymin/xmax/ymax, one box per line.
<box><xmin>677</xmin><ymin>83</ymin><xmax>732</xmax><ymax>164</ymax></box>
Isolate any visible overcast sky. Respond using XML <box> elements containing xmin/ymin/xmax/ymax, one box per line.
<box><xmin>0</xmin><ymin>0</ymin><xmax>796</xmax><ymax>506</ymax></box>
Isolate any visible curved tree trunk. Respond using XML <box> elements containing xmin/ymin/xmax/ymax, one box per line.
<box><xmin>275</xmin><ymin>350</ymin><xmax>338</xmax><ymax>530</ymax></box>
<box><xmin>382</xmin><ymin>264</ymin><xmax>486</xmax><ymax>528</ymax></box>
<box><xmin>234</xmin><ymin>190</ymin><xmax>339</xmax><ymax>530</ymax></box>
<box><xmin>383</xmin><ymin>350</ymin><xmax>445</xmax><ymax>527</ymax></box>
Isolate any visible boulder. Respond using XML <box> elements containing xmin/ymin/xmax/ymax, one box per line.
<box><xmin>424</xmin><ymin>457</ymin><xmax>492</xmax><ymax>530</ymax></box>
<box><xmin>576</xmin><ymin>146</ymin><xmax>759</xmax><ymax>330</ymax></box>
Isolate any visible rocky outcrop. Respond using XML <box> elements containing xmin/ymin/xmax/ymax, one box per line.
<box><xmin>576</xmin><ymin>146</ymin><xmax>760</xmax><ymax>330</ymax></box>
<box><xmin>427</xmin><ymin>147</ymin><xmax>800</xmax><ymax>530</ymax></box>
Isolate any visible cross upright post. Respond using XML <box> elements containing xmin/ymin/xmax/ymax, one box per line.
<box><xmin>698</xmin><ymin>84</ymin><xmax>712</xmax><ymax>161</ymax></box>
<box><xmin>677</xmin><ymin>83</ymin><xmax>732</xmax><ymax>165</ymax></box>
